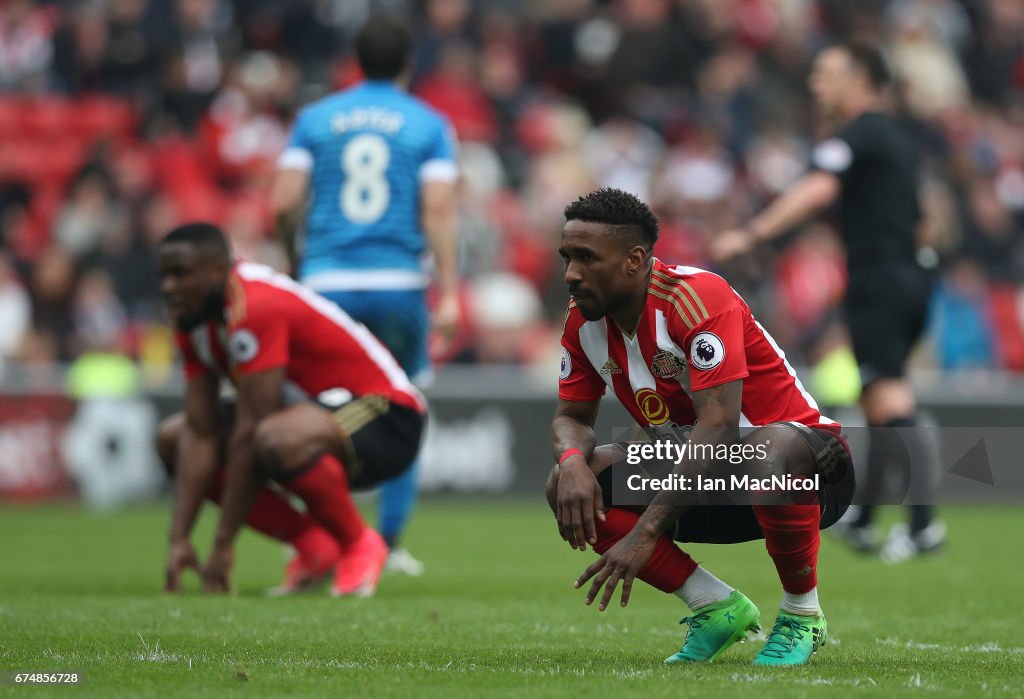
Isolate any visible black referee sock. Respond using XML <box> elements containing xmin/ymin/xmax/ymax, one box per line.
<box><xmin>890</xmin><ymin>415</ymin><xmax>939</xmax><ymax>535</ymax></box>
<box><xmin>910</xmin><ymin>504</ymin><xmax>933</xmax><ymax>534</ymax></box>
<box><xmin>854</xmin><ymin>415</ymin><xmax>937</xmax><ymax>533</ymax></box>
<box><xmin>853</xmin><ymin>417</ymin><xmax>913</xmax><ymax>529</ymax></box>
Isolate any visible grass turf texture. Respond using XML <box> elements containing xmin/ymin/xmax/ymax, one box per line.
<box><xmin>1</xmin><ymin>501</ymin><xmax>1022</xmax><ymax>698</ymax></box>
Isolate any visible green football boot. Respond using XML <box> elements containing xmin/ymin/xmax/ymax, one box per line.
<box><xmin>753</xmin><ymin>610</ymin><xmax>827</xmax><ymax>666</ymax></box>
<box><xmin>664</xmin><ymin>591</ymin><xmax>761</xmax><ymax>664</ymax></box>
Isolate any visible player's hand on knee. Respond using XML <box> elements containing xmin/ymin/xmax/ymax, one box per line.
<box><xmin>201</xmin><ymin>545</ymin><xmax>234</xmax><ymax>594</ymax></box>
<box><xmin>555</xmin><ymin>461</ymin><xmax>602</xmax><ymax>551</ymax></box>
<box><xmin>164</xmin><ymin>539</ymin><xmax>200</xmax><ymax>593</ymax></box>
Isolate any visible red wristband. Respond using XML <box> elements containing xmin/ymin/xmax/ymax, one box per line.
<box><xmin>558</xmin><ymin>448</ymin><xmax>585</xmax><ymax>464</ymax></box>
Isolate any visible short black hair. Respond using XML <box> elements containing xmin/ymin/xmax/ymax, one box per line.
<box><xmin>842</xmin><ymin>39</ymin><xmax>890</xmax><ymax>89</ymax></box>
<box><xmin>563</xmin><ymin>188</ymin><xmax>659</xmax><ymax>250</ymax></box>
<box><xmin>356</xmin><ymin>15</ymin><xmax>413</xmax><ymax>80</ymax></box>
<box><xmin>161</xmin><ymin>222</ymin><xmax>231</xmax><ymax>261</ymax></box>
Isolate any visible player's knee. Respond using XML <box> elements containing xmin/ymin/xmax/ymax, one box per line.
<box><xmin>743</xmin><ymin>424</ymin><xmax>815</xmax><ymax>479</ymax></box>
<box><xmin>254</xmin><ymin>415</ymin><xmax>300</xmax><ymax>475</ymax></box>
<box><xmin>545</xmin><ymin>465</ymin><xmax>559</xmax><ymax>513</ymax></box>
<box><xmin>155</xmin><ymin>414</ymin><xmax>184</xmax><ymax>477</ymax></box>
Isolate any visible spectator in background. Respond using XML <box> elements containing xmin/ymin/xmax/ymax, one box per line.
<box><xmin>887</xmin><ymin>0</ymin><xmax>970</xmax><ymax>121</ymax></box>
<box><xmin>158</xmin><ymin>0</ymin><xmax>236</xmax><ymax>132</ymax></box>
<box><xmin>930</xmin><ymin>258</ymin><xmax>996</xmax><ymax>370</ymax></box>
<box><xmin>528</xmin><ymin>0</ymin><xmax>596</xmax><ymax>96</ymax></box>
<box><xmin>464</xmin><ymin>272</ymin><xmax>545</xmax><ymax>365</ymax></box>
<box><xmin>960</xmin><ymin>175</ymin><xmax>1022</xmax><ymax>281</ymax></box>
<box><xmin>414</xmin><ymin>0</ymin><xmax>474</xmax><ymax>82</ymax></box>
<box><xmin>961</xmin><ymin>0</ymin><xmax>1024</xmax><ymax>107</ymax></box>
<box><xmin>0</xmin><ymin>0</ymin><xmax>54</xmax><ymax>91</ymax></box>
<box><xmin>67</xmin><ymin>268</ymin><xmax>138</xmax><ymax>399</ymax></box>
<box><xmin>82</xmin><ymin>215</ymin><xmax>161</xmax><ymax>320</ymax></box>
<box><xmin>12</xmin><ymin>328</ymin><xmax>60</xmax><ymax>389</ymax></box>
<box><xmin>415</xmin><ymin>40</ymin><xmax>498</xmax><ymax>144</ymax></box>
<box><xmin>0</xmin><ymin>252</ymin><xmax>31</xmax><ymax>362</ymax></box>
<box><xmin>276</xmin><ymin>0</ymin><xmax>355</xmax><ymax>79</ymax></box>
<box><xmin>202</xmin><ymin>51</ymin><xmax>289</xmax><ymax>187</ymax></box>
<box><xmin>70</xmin><ymin>269</ymin><xmax>127</xmax><ymax>357</ymax></box>
<box><xmin>53</xmin><ymin>169</ymin><xmax>125</xmax><ymax>261</ymax></box>
<box><xmin>604</xmin><ymin>0</ymin><xmax>698</xmax><ymax>105</ymax></box>
<box><xmin>52</xmin><ymin>0</ymin><xmax>156</xmax><ymax>100</ymax></box>
<box><xmin>30</xmin><ymin>246</ymin><xmax>76</xmax><ymax>360</ymax></box>
<box><xmin>520</xmin><ymin>103</ymin><xmax>594</xmax><ymax>239</ymax></box>
<box><xmin>222</xmin><ymin>198</ymin><xmax>286</xmax><ymax>271</ymax></box>
<box><xmin>0</xmin><ymin>184</ymin><xmax>37</xmax><ymax>273</ymax></box>
<box><xmin>581</xmin><ymin>116</ymin><xmax>663</xmax><ymax>204</ymax></box>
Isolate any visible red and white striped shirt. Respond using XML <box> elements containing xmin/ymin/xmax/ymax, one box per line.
<box><xmin>559</xmin><ymin>259</ymin><xmax>837</xmax><ymax>432</ymax></box>
<box><xmin>174</xmin><ymin>262</ymin><xmax>425</xmax><ymax>413</ymax></box>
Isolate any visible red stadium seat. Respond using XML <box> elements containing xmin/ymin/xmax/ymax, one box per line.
<box><xmin>989</xmin><ymin>284</ymin><xmax>1024</xmax><ymax>370</ymax></box>
<box><xmin>20</xmin><ymin>96</ymin><xmax>73</xmax><ymax>139</ymax></box>
<box><xmin>0</xmin><ymin>98</ymin><xmax>21</xmax><ymax>137</ymax></box>
<box><xmin>74</xmin><ymin>96</ymin><xmax>138</xmax><ymax>139</ymax></box>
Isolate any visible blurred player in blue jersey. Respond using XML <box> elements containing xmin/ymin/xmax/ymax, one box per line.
<box><xmin>271</xmin><ymin>15</ymin><xmax>459</xmax><ymax>576</ymax></box>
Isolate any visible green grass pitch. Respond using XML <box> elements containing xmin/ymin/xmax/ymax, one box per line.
<box><xmin>1</xmin><ymin>500</ymin><xmax>1022</xmax><ymax>698</ymax></box>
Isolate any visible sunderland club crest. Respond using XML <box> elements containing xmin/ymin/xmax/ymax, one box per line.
<box><xmin>651</xmin><ymin>350</ymin><xmax>686</xmax><ymax>379</ymax></box>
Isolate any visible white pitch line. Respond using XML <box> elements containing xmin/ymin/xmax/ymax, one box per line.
<box><xmin>877</xmin><ymin>638</ymin><xmax>1024</xmax><ymax>655</ymax></box>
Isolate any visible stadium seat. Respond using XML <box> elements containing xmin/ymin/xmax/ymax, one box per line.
<box><xmin>74</xmin><ymin>96</ymin><xmax>137</xmax><ymax>140</ymax></box>
<box><xmin>21</xmin><ymin>96</ymin><xmax>72</xmax><ymax>140</ymax></box>
<box><xmin>0</xmin><ymin>98</ymin><xmax>21</xmax><ymax>137</ymax></box>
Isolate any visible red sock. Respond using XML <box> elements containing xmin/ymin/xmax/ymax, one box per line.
<box><xmin>280</xmin><ymin>453</ymin><xmax>366</xmax><ymax>549</ymax></box>
<box><xmin>289</xmin><ymin>525</ymin><xmax>341</xmax><ymax>570</ymax></box>
<box><xmin>752</xmin><ymin>504</ymin><xmax>820</xmax><ymax>594</ymax></box>
<box><xmin>207</xmin><ymin>469</ymin><xmax>319</xmax><ymax>545</ymax></box>
<box><xmin>593</xmin><ymin>508</ymin><xmax>698</xmax><ymax>592</ymax></box>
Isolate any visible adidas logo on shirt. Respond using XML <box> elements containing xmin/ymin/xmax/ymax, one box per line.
<box><xmin>600</xmin><ymin>358</ymin><xmax>623</xmax><ymax>375</ymax></box>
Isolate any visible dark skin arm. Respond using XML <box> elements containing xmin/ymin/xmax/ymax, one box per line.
<box><xmin>270</xmin><ymin>169</ymin><xmax>309</xmax><ymax>277</ymax></box>
<box><xmin>165</xmin><ymin>372</ymin><xmax>221</xmax><ymax>593</ymax></box>
<box><xmin>575</xmin><ymin>380</ymin><xmax>743</xmax><ymax>610</ymax></box>
<box><xmin>202</xmin><ymin>367</ymin><xmax>285</xmax><ymax>593</ymax></box>
<box><xmin>550</xmin><ymin>398</ymin><xmax>604</xmax><ymax>551</ymax></box>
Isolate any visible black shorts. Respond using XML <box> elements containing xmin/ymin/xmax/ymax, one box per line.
<box><xmin>845</xmin><ymin>263</ymin><xmax>935</xmax><ymax>386</ymax></box>
<box><xmin>598</xmin><ymin>423</ymin><xmax>856</xmax><ymax>545</ymax></box>
<box><xmin>218</xmin><ymin>392</ymin><xmax>425</xmax><ymax>490</ymax></box>
<box><xmin>316</xmin><ymin>392</ymin><xmax>425</xmax><ymax>490</ymax></box>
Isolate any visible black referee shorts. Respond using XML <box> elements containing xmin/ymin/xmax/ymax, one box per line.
<box><xmin>845</xmin><ymin>263</ymin><xmax>935</xmax><ymax>387</ymax></box>
<box><xmin>598</xmin><ymin>423</ymin><xmax>855</xmax><ymax>545</ymax></box>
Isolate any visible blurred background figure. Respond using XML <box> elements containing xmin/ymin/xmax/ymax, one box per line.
<box><xmin>271</xmin><ymin>15</ymin><xmax>460</xmax><ymax>577</ymax></box>
<box><xmin>712</xmin><ymin>41</ymin><xmax>946</xmax><ymax>562</ymax></box>
<box><xmin>0</xmin><ymin>252</ymin><xmax>31</xmax><ymax>376</ymax></box>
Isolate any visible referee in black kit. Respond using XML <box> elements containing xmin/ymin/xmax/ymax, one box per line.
<box><xmin>713</xmin><ymin>40</ymin><xmax>945</xmax><ymax>562</ymax></box>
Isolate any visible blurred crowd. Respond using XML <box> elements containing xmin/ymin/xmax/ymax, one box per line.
<box><xmin>1</xmin><ymin>0</ymin><xmax>1023</xmax><ymax>393</ymax></box>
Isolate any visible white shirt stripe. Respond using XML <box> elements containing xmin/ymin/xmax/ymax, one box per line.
<box><xmin>302</xmin><ymin>268</ymin><xmax>430</xmax><ymax>292</ymax></box>
<box><xmin>751</xmin><ymin>317</ymin><xmax>836</xmax><ymax>425</ymax></box>
<box><xmin>621</xmin><ymin>331</ymin><xmax>657</xmax><ymax>394</ymax></box>
<box><xmin>578</xmin><ymin>320</ymin><xmax>612</xmax><ymax>391</ymax></box>
<box><xmin>236</xmin><ymin>263</ymin><xmax>423</xmax><ymax>404</ymax></box>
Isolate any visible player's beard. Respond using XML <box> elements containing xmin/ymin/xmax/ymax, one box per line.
<box><xmin>175</xmin><ymin>287</ymin><xmax>225</xmax><ymax>332</ymax></box>
<box><xmin>574</xmin><ymin>296</ymin><xmax>607</xmax><ymax>321</ymax></box>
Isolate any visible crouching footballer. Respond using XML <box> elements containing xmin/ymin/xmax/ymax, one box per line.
<box><xmin>546</xmin><ymin>188</ymin><xmax>855</xmax><ymax>666</ymax></box>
